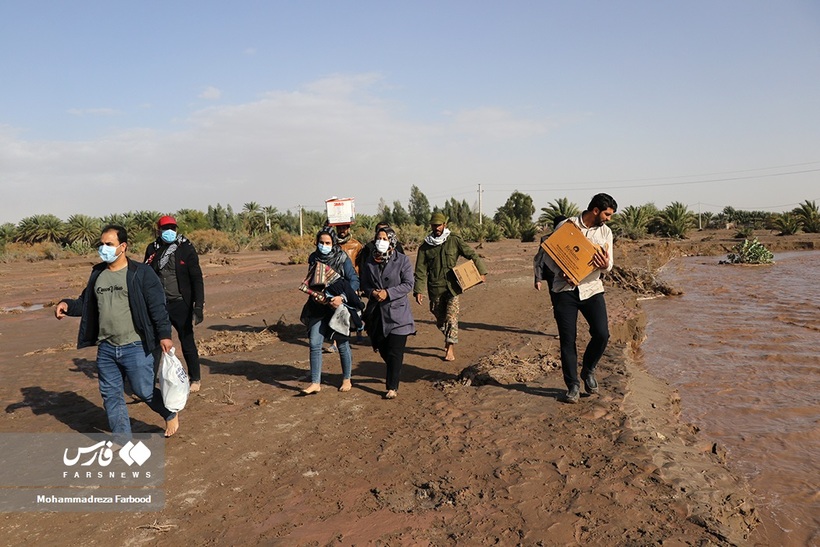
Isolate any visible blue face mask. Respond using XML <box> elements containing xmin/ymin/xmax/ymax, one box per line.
<box><xmin>317</xmin><ymin>243</ymin><xmax>332</xmax><ymax>255</ymax></box>
<box><xmin>98</xmin><ymin>244</ymin><xmax>121</xmax><ymax>264</ymax></box>
<box><xmin>161</xmin><ymin>229</ymin><xmax>177</xmax><ymax>243</ymax></box>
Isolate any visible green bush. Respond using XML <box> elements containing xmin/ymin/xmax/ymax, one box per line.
<box><xmin>734</xmin><ymin>227</ymin><xmax>754</xmax><ymax>239</ymax></box>
<box><xmin>726</xmin><ymin>238</ymin><xmax>774</xmax><ymax>264</ymax></box>
<box><xmin>257</xmin><ymin>227</ymin><xmax>298</xmax><ymax>251</ymax></box>
<box><xmin>66</xmin><ymin>240</ymin><xmax>95</xmax><ymax>256</ymax></box>
<box><xmin>460</xmin><ymin>222</ymin><xmax>504</xmax><ymax>243</ymax></box>
<box><xmin>395</xmin><ymin>223</ymin><xmax>426</xmax><ymax>251</ymax></box>
<box><xmin>188</xmin><ymin>229</ymin><xmax>239</xmax><ymax>254</ymax></box>
<box><xmin>520</xmin><ymin>223</ymin><xmax>537</xmax><ymax>243</ymax></box>
<box><xmin>284</xmin><ymin>235</ymin><xmax>314</xmax><ymax>264</ymax></box>
<box><xmin>774</xmin><ymin>213</ymin><xmax>801</xmax><ymax>235</ymax></box>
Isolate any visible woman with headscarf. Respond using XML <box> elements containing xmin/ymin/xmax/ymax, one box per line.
<box><xmin>360</xmin><ymin>227</ymin><xmax>415</xmax><ymax>399</ymax></box>
<box><xmin>299</xmin><ymin>227</ymin><xmax>360</xmax><ymax>395</ymax></box>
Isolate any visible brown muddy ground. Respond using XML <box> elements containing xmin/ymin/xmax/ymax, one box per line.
<box><xmin>1</xmin><ymin>230</ymin><xmax>815</xmax><ymax>546</ymax></box>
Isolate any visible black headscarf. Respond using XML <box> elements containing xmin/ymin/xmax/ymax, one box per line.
<box><xmin>311</xmin><ymin>226</ymin><xmax>347</xmax><ymax>275</ymax></box>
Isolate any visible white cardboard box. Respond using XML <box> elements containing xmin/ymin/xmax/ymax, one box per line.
<box><xmin>326</xmin><ymin>197</ymin><xmax>355</xmax><ymax>226</ymax></box>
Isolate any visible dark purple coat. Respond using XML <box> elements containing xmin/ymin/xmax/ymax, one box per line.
<box><xmin>360</xmin><ymin>252</ymin><xmax>415</xmax><ymax>337</ymax></box>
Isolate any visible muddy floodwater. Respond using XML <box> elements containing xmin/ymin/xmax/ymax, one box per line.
<box><xmin>641</xmin><ymin>251</ymin><xmax>820</xmax><ymax>546</ymax></box>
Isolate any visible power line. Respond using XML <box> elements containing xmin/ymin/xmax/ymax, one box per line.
<box><xmin>508</xmin><ymin>167</ymin><xmax>820</xmax><ymax>193</ymax></box>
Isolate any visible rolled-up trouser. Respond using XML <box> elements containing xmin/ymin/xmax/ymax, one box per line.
<box><xmin>429</xmin><ymin>292</ymin><xmax>459</xmax><ymax>344</ymax></box>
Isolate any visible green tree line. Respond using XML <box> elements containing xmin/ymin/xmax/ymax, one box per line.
<box><xmin>2</xmin><ymin>188</ymin><xmax>818</xmax><ymax>259</ymax></box>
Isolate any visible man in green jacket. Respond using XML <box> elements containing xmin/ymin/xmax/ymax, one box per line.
<box><xmin>413</xmin><ymin>212</ymin><xmax>487</xmax><ymax>361</ymax></box>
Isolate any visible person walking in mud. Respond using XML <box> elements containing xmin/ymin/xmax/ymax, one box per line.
<box><xmin>543</xmin><ymin>193</ymin><xmax>616</xmax><ymax>404</ymax></box>
<box><xmin>357</xmin><ymin>221</ymin><xmax>405</xmax><ymax>272</ymax></box>
<box><xmin>360</xmin><ymin>226</ymin><xmax>415</xmax><ymax>399</ymax></box>
<box><xmin>335</xmin><ymin>222</ymin><xmax>364</xmax><ymax>274</ymax></box>
<box><xmin>54</xmin><ymin>225</ymin><xmax>180</xmax><ymax>439</ymax></box>
<box><xmin>144</xmin><ymin>215</ymin><xmax>205</xmax><ymax>392</ymax></box>
<box><xmin>413</xmin><ymin>212</ymin><xmax>487</xmax><ymax>361</ymax></box>
<box><xmin>299</xmin><ymin>227</ymin><xmax>361</xmax><ymax>395</ymax></box>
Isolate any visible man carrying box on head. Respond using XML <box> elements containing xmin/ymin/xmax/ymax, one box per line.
<box><xmin>414</xmin><ymin>212</ymin><xmax>487</xmax><ymax>362</ymax></box>
<box><xmin>544</xmin><ymin>193</ymin><xmax>617</xmax><ymax>404</ymax></box>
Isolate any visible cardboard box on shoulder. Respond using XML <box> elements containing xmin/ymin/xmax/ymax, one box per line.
<box><xmin>541</xmin><ymin>221</ymin><xmax>601</xmax><ymax>286</ymax></box>
<box><xmin>326</xmin><ymin>197</ymin><xmax>355</xmax><ymax>226</ymax></box>
<box><xmin>450</xmin><ymin>259</ymin><xmax>483</xmax><ymax>293</ymax></box>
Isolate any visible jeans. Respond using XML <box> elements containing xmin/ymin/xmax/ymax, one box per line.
<box><xmin>167</xmin><ymin>299</ymin><xmax>201</xmax><ymax>381</ymax></box>
<box><xmin>551</xmin><ymin>289</ymin><xmax>610</xmax><ymax>389</ymax></box>
<box><xmin>96</xmin><ymin>341</ymin><xmax>175</xmax><ymax>439</ymax></box>
<box><xmin>307</xmin><ymin>317</ymin><xmax>352</xmax><ymax>384</ymax></box>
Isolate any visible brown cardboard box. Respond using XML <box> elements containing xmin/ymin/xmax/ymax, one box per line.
<box><xmin>450</xmin><ymin>259</ymin><xmax>483</xmax><ymax>293</ymax></box>
<box><xmin>541</xmin><ymin>221</ymin><xmax>602</xmax><ymax>285</ymax></box>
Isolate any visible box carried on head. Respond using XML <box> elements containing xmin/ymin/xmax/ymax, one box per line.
<box><xmin>326</xmin><ymin>197</ymin><xmax>355</xmax><ymax>226</ymax></box>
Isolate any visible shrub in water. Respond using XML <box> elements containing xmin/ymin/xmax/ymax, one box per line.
<box><xmin>726</xmin><ymin>238</ymin><xmax>774</xmax><ymax>264</ymax></box>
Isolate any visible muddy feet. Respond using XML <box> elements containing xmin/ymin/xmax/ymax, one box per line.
<box><xmin>300</xmin><ymin>383</ymin><xmax>322</xmax><ymax>395</ymax></box>
<box><xmin>165</xmin><ymin>415</ymin><xmax>180</xmax><ymax>437</ymax></box>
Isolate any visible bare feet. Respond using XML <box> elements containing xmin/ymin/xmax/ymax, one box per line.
<box><xmin>385</xmin><ymin>390</ymin><xmax>397</xmax><ymax>399</ymax></box>
<box><xmin>165</xmin><ymin>415</ymin><xmax>179</xmax><ymax>437</ymax></box>
<box><xmin>443</xmin><ymin>343</ymin><xmax>456</xmax><ymax>361</ymax></box>
<box><xmin>300</xmin><ymin>383</ymin><xmax>321</xmax><ymax>395</ymax></box>
<box><xmin>189</xmin><ymin>381</ymin><xmax>201</xmax><ymax>393</ymax></box>
<box><xmin>339</xmin><ymin>379</ymin><xmax>352</xmax><ymax>392</ymax></box>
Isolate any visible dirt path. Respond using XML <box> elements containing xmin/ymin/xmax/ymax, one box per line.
<box><xmin>5</xmin><ymin>231</ymin><xmax>808</xmax><ymax>545</ymax></box>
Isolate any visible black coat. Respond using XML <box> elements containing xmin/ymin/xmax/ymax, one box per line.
<box><xmin>60</xmin><ymin>259</ymin><xmax>172</xmax><ymax>353</ymax></box>
<box><xmin>144</xmin><ymin>236</ymin><xmax>205</xmax><ymax>310</ymax></box>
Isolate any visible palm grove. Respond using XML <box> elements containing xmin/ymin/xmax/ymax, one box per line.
<box><xmin>2</xmin><ymin>185</ymin><xmax>818</xmax><ymax>260</ymax></box>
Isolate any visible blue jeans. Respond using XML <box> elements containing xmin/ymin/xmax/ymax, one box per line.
<box><xmin>96</xmin><ymin>341</ymin><xmax>175</xmax><ymax>439</ymax></box>
<box><xmin>307</xmin><ymin>317</ymin><xmax>352</xmax><ymax>384</ymax></box>
<box><xmin>550</xmin><ymin>290</ymin><xmax>610</xmax><ymax>389</ymax></box>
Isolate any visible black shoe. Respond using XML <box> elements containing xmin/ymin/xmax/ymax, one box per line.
<box><xmin>563</xmin><ymin>385</ymin><xmax>580</xmax><ymax>404</ymax></box>
<box><xmin>581</xmin><ymin>371</ymin><xmax>599</xmax><ymax>394</ymax></box>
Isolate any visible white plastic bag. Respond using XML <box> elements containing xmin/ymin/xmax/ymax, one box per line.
<box><xmin>328</xmin><ymin>305</ymin><xmax>351</xmax><ymax>336</ymax></box>
<box><xmin>159</xmin><ymin>347</ymin><xmax>189</xmax><ymax>412</ymax></box>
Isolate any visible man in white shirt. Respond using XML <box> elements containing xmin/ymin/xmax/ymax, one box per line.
<box><xmin>546</xmin><ymin>193</ymin><xmax>617</xmax><ymax>404</ymax></box>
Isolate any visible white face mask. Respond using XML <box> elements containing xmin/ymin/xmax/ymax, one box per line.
<box><xmin>374</xmin><ymin>239</ymin><xmax>390</xmax><ymax>253</ymax></box>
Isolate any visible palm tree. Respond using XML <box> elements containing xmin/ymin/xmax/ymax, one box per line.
<box><xmin>610</xmin><ymin>205</ymin><xmax>655</xmax><ymax>240</ymax></box>
<box><xmin>262</xmin><ymin>206</ymin><xmax>280</xmax><ymax>233</ymax></box>
<box><xmin>1</xmin><ymin>222</ymin><xmax>16</xmax><ymax>246</ymax></box>
<box><xmin>101</xmin><ymin>212</ymin><xmax>138</xmax><ymax>234</ymax></box>
<box><xmin>774</xmin><ymin>212</ymin><xmax>801</xmax><ymax>235</ymax></box>
<box><xmin>132</xmin><ymin>210</ymin><xmax>162</xmax><ymax>235</ymax></box>
<box><xmin>15</xmin><ymin>214</ymin><xmax>65</xmax><ymax>244</ymax></box>
<box><xmin>65</xmin><ymin>214</ymin><xmax>101</xmax><ymax>244</ymax></box>
<box><xmin>242</xmin><ymin>202</ymin><xmax>265</xmax><ymax>236</ymax></box>
<box><xmin>658</xmin><ymin>202</ymin><xmax>695</xmax><ymax>238</ymax></box>
<box><xmin>538</xmin><ymin>197</ymin><xmax>579</xmax><ymax>229</ymax></box>
<box><xmin>792</xmin><ymin>200</ymin><xmax>820</xmax><ymax>233</ymax></box>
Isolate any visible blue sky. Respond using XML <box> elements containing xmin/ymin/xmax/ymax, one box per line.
<box><xmin>2</xmin><ymin>1</ymin><xmax>819</xmax><ymax>225</ymax></box>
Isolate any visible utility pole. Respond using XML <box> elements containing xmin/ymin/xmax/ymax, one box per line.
<box><xmin>478</xmin><ymin>183</ymin><xmax>484</xmax><ymax>225</ymax></box>
<box><xmin>299</xmin><ymin>205</ymin><xmax>303</xmax><ymax>237</ymax></box>
<box><xmin>698</xmin><ymin>202</ymin><xmax>702</xmax><ymax>230</ymax></box>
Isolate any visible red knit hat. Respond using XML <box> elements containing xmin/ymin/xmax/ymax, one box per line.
<box><xmin>158</xmin><ymin>215</ymin><xmax>177</xmax><ymax>228</ymax></box>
